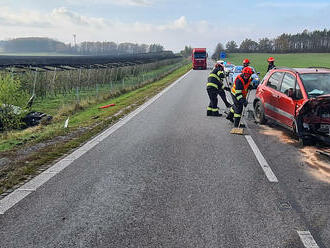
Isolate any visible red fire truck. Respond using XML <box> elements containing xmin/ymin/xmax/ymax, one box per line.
<box><xmin>192</xmin><ymin>48</ymin><xmax>207</xmax><ymax>70</ymax></box>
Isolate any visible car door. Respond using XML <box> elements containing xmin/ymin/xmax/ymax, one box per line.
<box><xmin>276</xmin><ymin>72</ymin><xmax>297</xmax><ymax>127</ymax></box>
<box><xmin>262</xmin><ymin>71</ymin><xmax>285</xmax><ymax>120</ymax></box>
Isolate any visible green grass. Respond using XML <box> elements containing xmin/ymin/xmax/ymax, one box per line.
<box><xmin>226</xmin><ymin>53</ymin><xmax>330</xmax><ymax>78</ymax></box>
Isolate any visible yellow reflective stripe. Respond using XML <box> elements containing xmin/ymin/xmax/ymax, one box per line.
<box><xmin>234</xmin><ymin>113</ymin><xmax>241</xmax><ymax>117</ymax></box>
<box><xmin>207</xmin><ymin>83</ymin><xmax>218</xmax><ymax>89</ymax></box>
<box><xmin>236</xmin><ymin>95</ymin><xmax>243</xmax><ymax>100</ymax></box>
<box><xmin>207</xmin><ymin>107</ymin><xmax>219</xmax><ymax>111</ymax></box>
<box><xmin>221</xmin><ymin>84</ymin><xmax>225</xmax><ymax>89</ymax></box>
<box><xmin>235</xmin><ymin>90</ymin><xmax>242</xmax><ymax>93</ymax></box>
<box><xmin>209</xmin><ymin>73</ymin><xmax>221</xmax><ymax>81</ymax></box>
<box><xmin>217</xmin><ymin>71</ymin><xmax>224</xmax><ymax>77</ymax></box>
<box><xmin>230</xmin><ymin>108</ymin><xmax>234</xmax><ymax>113</ymax></box>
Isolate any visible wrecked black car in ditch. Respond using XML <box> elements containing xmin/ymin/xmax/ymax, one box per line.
<box><xmin>254</xmin><ymin>67</ymin><xmax>330</xmax><ymax>145</ymax></box>
<box><xmin>0</xmin><ymin>103</ymin><xmax>52</xmax><ymax>131</ymax></box>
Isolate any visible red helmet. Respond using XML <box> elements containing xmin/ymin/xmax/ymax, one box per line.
<box><xmin>242</xmin><ymin>66</ymin><xmax>253</xmax><ymax>76</ymax></box>
<box><xmin>243</xmin><ymin>58</ymin><xmax>250</xmax><ymax>64</ymax></box>
<box><xmin>267</xmin><ymin>57</ymin><xmax>275</xmax><ymax>62</ymax></box>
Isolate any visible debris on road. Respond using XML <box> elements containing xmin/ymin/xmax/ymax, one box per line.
<box><xmin>260</xmin><ymin>125</ymin><xmax>297</xmax><ymax>145</ymax></box>
<box><xmin>259</xmin><ymin>125</ymin><xmax>330</xmax><ymax>182</ymax></box>
<box><xmin>301</xmin><ymin>146</ymin><xmax>330</xmax><ymax>183</ymax></box>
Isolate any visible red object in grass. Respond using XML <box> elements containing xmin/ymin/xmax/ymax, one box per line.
<box><xmin>99</xmin><ymin>103</ymin><xmax>116</xmax><ymax>109</ymax></box>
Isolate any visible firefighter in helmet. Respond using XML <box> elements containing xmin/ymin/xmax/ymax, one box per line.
<box><xmin>226</xmin><ymin>66</ymin><xmax>253</xmax><ymax>127</ymax></box>
<box><xmin>206</xmin><ymin>62</ymin><xmax>231</xmax><ymax>117</ymax></box>
<box><xmin>267</xmin><ymin>57</ymin><xmax>276</xmax><ymax>71</ymax></box>
<box><xmin>243</xmin><ymin>58</ymin><xmax>250</xmax><ymax>67</ymax></box>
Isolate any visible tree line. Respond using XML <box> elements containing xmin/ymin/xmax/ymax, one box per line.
<box><xmin>180</xmin><ymin>46</ymin><xmax>193</xmax><ymax>57</ymax></box>
<box><xmin>0</xmin><ymin>37</ymin><xmax>164</xmax><ymax>55</ymax></box>
<box><xmin>225</xmin><ymin>29</ymin><xmax>330</xmax><ymax>53</ymax></box>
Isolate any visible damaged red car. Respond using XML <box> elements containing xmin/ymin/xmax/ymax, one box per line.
<box><xmin>254</xmin><ymin>67</ymin><xmax>330</xmax><ymax>145</ymax></box>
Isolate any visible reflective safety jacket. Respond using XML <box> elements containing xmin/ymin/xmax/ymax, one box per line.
<box><xmin>231</xmin><ymin>74</ymin><xmax>252</xmax><ymax>101</ymax></box>
<box><xmin>206</xmin><ymin>67</ymin><xmax>225</xmax><ymax>90</ymax></box>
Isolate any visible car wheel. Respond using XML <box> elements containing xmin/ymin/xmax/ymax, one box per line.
<box><xmin>254</xmin><ymin>101</ymin><xmax>267</xmax><ymax>124</ymax></box>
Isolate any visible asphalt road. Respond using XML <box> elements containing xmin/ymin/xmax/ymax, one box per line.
<box><xmin>0</xmin><ymin>68</ymin><xmax>329</xmax><ymax>248</ymax></box>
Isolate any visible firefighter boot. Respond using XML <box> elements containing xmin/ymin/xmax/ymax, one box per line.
<box><xmin>226</xmin><ymin>112</ymin><xmax>234</xmax><ymax>123</ymax></box>
<box><xmin>207</xmin><ymin>110</ymin><xmax>213</xmax><ymax>116</ymax></box>
<box><xmin>213</xmin><ymin>111</ymin><xmax>222</xmax><ymax>117</ymax></box>
<box><xmin>234</xmin><ymin>117</ymin><xmax>246</xmax><ymax>128</ymax></box>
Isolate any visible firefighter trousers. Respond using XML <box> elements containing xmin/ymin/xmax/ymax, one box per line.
<box><xmin>207</xmin><ymin>87</ymin><xmax>231</xmax><ymax>115</ymax></box>
<box><xmin>227</xmin><ymin>94</ymin><xmax>243</xmax><ymax>127</ymax></box>
<box><xmin>207</xmin><ymin>87</ymin><xmax>220</xmax><ymax>116</ymax></box>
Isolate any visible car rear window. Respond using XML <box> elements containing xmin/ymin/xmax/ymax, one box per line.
<box><xmin>267</xmin><ymin>72</ymin><xmax>283</xmax><ymax>90</ymax></box>
<box><xmin>299</xmin><ymin>73</ymin><xmax>330</xmax><ymax>98</ymax></box>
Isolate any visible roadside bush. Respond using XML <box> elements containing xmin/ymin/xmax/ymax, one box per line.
<box><xmin>0</xmin><ymin>74</ymin><xmax>29</xmax><ymax>131</ymax></box>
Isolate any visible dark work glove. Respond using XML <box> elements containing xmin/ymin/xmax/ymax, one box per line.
<box><xmin>224</xmin><ymin>86</ymin><xmax>230</xmax><ymax>91</ymax></box>
<box><xmin>248</xmin><ymin>84</ymin><xmax>254</xmax><ymax>90</ymax></box>
<box><xmin>243</xmin><ymin>99</ymin><xmax>248</xmax><ymax>107</ymax></box>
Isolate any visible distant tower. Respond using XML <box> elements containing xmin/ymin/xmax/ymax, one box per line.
<box><xmin>73</xmin><ymin>34</ymin><xmax>77</xmax><ymax>47</ymax></box>
<box><xmin>73</xmin><ymin>34</ymin><xmax>77</xmax><ymax>53</ymax></box>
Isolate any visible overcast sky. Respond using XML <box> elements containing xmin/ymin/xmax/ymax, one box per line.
<box><xmin>0</xmin><ymin>0</ymin><xmax>329</xmax><ymax>52</ymax></box>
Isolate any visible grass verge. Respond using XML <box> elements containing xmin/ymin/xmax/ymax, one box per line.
<box><xmin>0</xmin><ymin>63</ymin><xmax>191</xmax><ymax>195</ymax></box>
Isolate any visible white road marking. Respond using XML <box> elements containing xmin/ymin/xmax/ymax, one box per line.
<box><xmin>298</xmin><ymin>231</ymin><xmax>320</xmax><ymax>248</ymax></box>
<box><xmin>0</xmin><ymin>190</ymin><xmax>31</xmax><ymax>215</ymax></box>
<box><xmin>44</xmin><ymin>159</ymin><xmax>73</xmax><ymax>173</ymax></box>
<box><xmin>17</xmin><ymin>189</ymin><xmax>36</xmax><ymax>192</ymax></box>
<box><xmin>0</xmin><ymin>69</ymin><xmax>192</xmax><ymax>215</ymax></box>
<box><xmin>19</xmin><ymin>173</ymin><xmax>56</xmax><ymax>191</ymax></box>
<box><xmin>245</xmin><ymin>135</ymin><xmax>279</xmax><ymax>182</ymax></box>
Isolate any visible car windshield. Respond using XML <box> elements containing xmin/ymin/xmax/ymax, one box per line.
<box><xmin>300</xmin><ymin>73</ymin><xmax>330</xmax><ymax>98</ymax></box>
<box><xmin>194</xmin><ymin>52</ymin><xmax>206</xmax><ymax>59</ymax></box>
